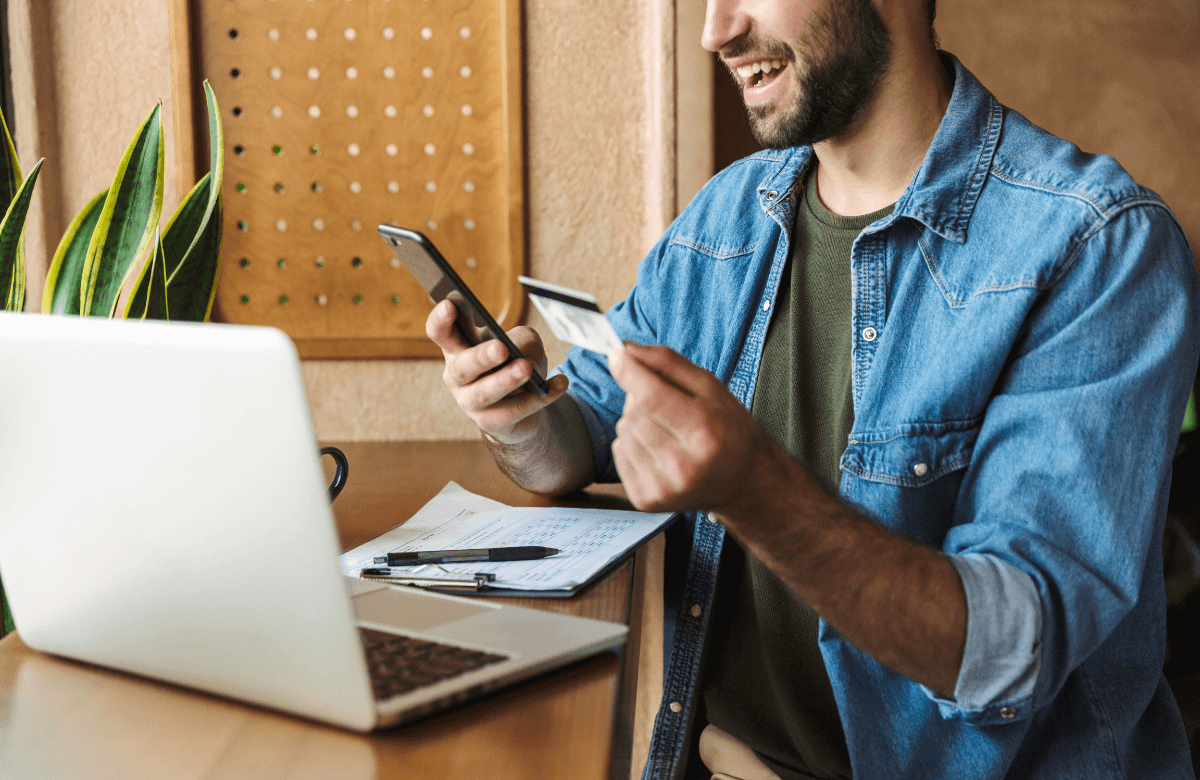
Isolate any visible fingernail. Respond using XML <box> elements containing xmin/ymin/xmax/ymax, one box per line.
<box><xmin>489</xmin><ymin>342</ymin><xmax>504</xmax><ymax>361</ymax></box>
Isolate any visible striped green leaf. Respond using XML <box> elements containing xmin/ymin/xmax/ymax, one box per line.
<box><xmin>0</xmin><ymin>159</ymin><xmax>43</xmax><ymax>311</ymax></box>
<box><xmin>127</xmin><ymin>229</ymin><xmax>169</xmax><ymax>320</ymax></box>
<box><xmin>80</xmin><ymin>103</ymin><xmax>165</xmax><ymax>317</ymax></box>
<box><xmin>43</xmin><ymin>188</ymin><xmax>108</xmax><ymax>315</ymax></box>
<box><xmin>0</xmin><ymin>108</ymin><xmax>21</xmax><ymax>220</ymax></box>
<box><xmin>163</xmin><ymin>81</ymin><xmax>223</xmax><ymax>321</ymax></box>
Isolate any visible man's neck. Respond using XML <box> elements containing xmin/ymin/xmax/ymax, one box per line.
<box><xmin>811</xmin><ymin>45</ymin><xmax>952</xmax><ymax>217</ymax></box>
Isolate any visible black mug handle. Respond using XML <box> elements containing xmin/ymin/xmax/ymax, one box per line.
<box><xmin>319</xmin><ymin>446</ymin><xmax>349</xmax><ymax>502</ymax></box>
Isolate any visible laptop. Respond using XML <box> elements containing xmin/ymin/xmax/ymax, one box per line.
<box><xmin>0</xmin><ymin>312</ymin><xmax>627</xmax><ymax>731</ymax></box>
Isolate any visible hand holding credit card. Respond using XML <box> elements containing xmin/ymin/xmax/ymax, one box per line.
<box><xmin>518</xmin><ymin>276</ymin><xmax>624</xmax><ymax>356</ymax></box>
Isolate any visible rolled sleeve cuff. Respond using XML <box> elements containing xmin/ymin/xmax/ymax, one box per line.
<box><xmin>922</xmin><ymin>553</ymin><xmax>1043</xmax><ymax>725</ymax></box>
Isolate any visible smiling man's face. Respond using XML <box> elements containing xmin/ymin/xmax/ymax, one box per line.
<box><xmin>705</xmin><ymin>0</ymin><xmax>892</xmax><ymax>149</ymax></box>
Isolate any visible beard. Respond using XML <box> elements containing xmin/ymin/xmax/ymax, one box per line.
<box><xmin>725</xmin><ymin>0</ymin><xmax>892</xmax><ymax>149</ymax></box>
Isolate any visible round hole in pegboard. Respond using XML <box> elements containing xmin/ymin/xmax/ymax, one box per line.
<box><xmin>465</xmin><ymin>256</ymin><xmax>478</xmax><ymax>268</ymax></box>
<box><xmin>234</xmin><ymin>144</ymin><xmax>245</xmax><ymax>156</ymax></box>
<box><xmin>460</xmin><ymin>65</ymin><xmax>472</xmax><ymax>78</ymax></box>
<box><xmin>237</xmin><ymin>220</ymin><xmax>248</xmax><ymax>231</ymax></box>
<box><xmin>311</xmin><ymin>181</ymin><xmax>323</xmax><ymax>193</ymax></box>
<box><xmin>239</xmin><ymin>258</ymin><xmax>249</xmax><ymax>268</ymax></box>
<box><xmin>344</xmin><ymin>27</ymin><xmax>358</xmax><ymax>40</ymax></box>
<box><xmin>385</xmin><ymin>143</ymin><xmax>398</xmax><ymax>156</ymax></box>
<box><xmin>272</xmin><ymin>144</ymin><xmax>283</xmax><ymax>154</ymax></box>
<box><xmin>384</xmin><ymin>66</ymin><xmax>396</xmax><ymax>78</ymax></box>
<box><xmin>387</xmin><ymin>181</ymin><xmax>400</xmax><ymax>193</ymax></box>
<box><xmin>354</xmin><ymin>295</ymin><xmax>364</xmax><ymax>305</ymax></box>
<box><xmin>420</xmin><ymin>27</ymin><xmax>433</xmax><ymax>40</ymax></box>
<box><xmin>229</xmin><ymin>28</ymin><xmax>240</xmax><ymax>39</ymax></box>
<box><xmin>316</xmin><ymin>294</ymin><xmax>328</xmax><ymax>305</ymax></box>
<box><xmin>310</xmin><ymin>144</ymin><xmax>321</xmax><ymax>155</ymax></box>
<box><xmin>383</xmin><ymin>27</ymin><xmax>395</xmax><ymax>40</ymax></box>
<box><xmin>425</xmin><ymin>181</ymin><xmax>437</xmax><ymax>193</ymax></box>
<box><xmin>427</xmin><ymin>219</ymin><xmax>438</xmax><ymax>230</ymax></box>
<box><xmin>350</xmin><ymin>219</ymin><xmax>363</xmax><ymax>231</ymax></box>
<box><xmin>348</xmin><ymin>143</ymin><xmax>360</xmax><ymax>156</ymax></box>
<box><xmin>384</xmin><ymin>105</ymin><xmax>397</xmax><ymax>118</ymax></box>
<box><xmin>275</xmin><ymin>219</ymin><xmax>287</xmax><ymax>231</ymax></box>
<box><xmin>421</xmin><ymin>66</ymin><xmax>433</xmax><ymax>78</ymax></box>
<box><xmin>230</xmin><ymin>67</ymin><xmax>241</xmax><ymax>79</ymax></box>
<box><xmin>345</xmin><ymin>66</ymin><xmax>359</xmax><ymax>79</ymax></box>
<box><xmin>346</xmin><ymin>105</ymin><xmax>359</xmax><ymax>118</ymax></box>
<box><xmin>462</xmin><ymin>143</ymin><xmax>474</xmax><ymax>155</ymax></box>
<box><xmin>236</xmin><ymin>182</ymin><xmax>247</xmax><ymax>192</ymax></box>
<box><xmin>349</xmin><ymin>181</ymin><xmax>361</xmax><ymax>193</ymax></box>
<box><xmin>463</xmin><ymin>180</ymin><xmax>475</xmax><ymax>192</ymax></box>
<box><xmin>232</xmin><ymin>106</ymin><xmax>244</xmax><ymax>117</ymax></box>
<box><xmin>392</xmin><ymin>295</ymin><xmax>402</xmax><ymax>304</ymax></box>
<box><xmin>240</xmin><ymin>294</ymin><xmax>250</xmax><ymax>303</ymax></box>
<box><xmin>352</xmin><ymin>257</ymin><xmax>363</xmax><ymax>267</ymax></box>
<box><xmin>270</xmin><ymin>105</ymin><xmax>283</xmax><ymax>118</ymax></box>
<box><xmin>423</xmin><ymin>143</ymin><xmax>436</xmax><ymax>156</ymax></box>
<box><xmin>459</xmin><ymin>26</ymin><xmax>471</xmax><ymax>38</ymax></box>
<box><xmin>267</xmin><ymin>28</ymin><xmax>280</xmax><ymax>41</ymax></box>
<box><xmin>422</xmin><ymin>105</ymin><xmax>435</xmax><ymax>117</ymax></box>
<box><xmin>390</xmin><ymin>257</ymin><xmax>402</xmax><ymax>269</ymax></box>
<box><xmin>274</xmin><ymin>182</ymin><xmax>285</xmax><ymax>193</ymax></box>
<box><xmin>307</xmin><ymin>67</ymin><xmax>320</xmax><ymax>79</ymax></box>
<box><xmin>277</xmin><ymin>257</ymin><xmax>287</xmax><ymax>268</ymax></box>
<box><xmin>279</xmin><ymin>295</ymin><xmax>289</xmax><ymax>305</ymax></box>
<box><xmin>460</xmin><ymin>104</ymin><xmax>473</xmax><ymax>116</ymax></box>
<box><xmin>313</xmin><ymin>218</ymin><xmax>325</xmax><ymax>231</ymax></box>
<box><xmin>269</xmin><ymin>66</ymin><xmax>282</xmax><ymax>79</ymax></box>
<box><xmin>308</xmin><ymin>105</ymin><xmax>321</xmax><ymax>118</ymax></box>
<box><xmin>315</xmin><ymin>256</ymin><xmax>326</xmax><ymax>268</ymax></box>
<box><xmin>305</xmin><ymin>27</ymin><xmax>318</xmax><ymax>41</ymax></box>
<box><xmin>464</xmin><ymin>218</ymin><xmax>476</xmax><ymax>230</ymax></box>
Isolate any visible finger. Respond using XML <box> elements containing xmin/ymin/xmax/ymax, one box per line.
<box><xmin>444</xmin><ymin>338</ymin><xmax>512</xmax><ymax>389</ymax></box>
<box><xmin>457</xmin><ymin>356</ymin><xmax>538</xmax><ymax>411</ymax></box>
<box><xmin>506</xmin><ymin>325</ymin><xmax>550</xmax><ymax>375</ymax></box>
<box><xmin>620</xmin><ymin>342</ymin><xmax>723</xmax><ymax>398</ymax></box>
<box><xmin>612</xmin><ymin>427</ymin><xmax>673</xmax><ymax>512</ymax></box>
<box><xmin>426</xmin><ymin>300</ymin><xmax>471</xmax><ymax>355</ymax></box>
<box><xmin>611</xmin><ymin>347</ymin><xmax>711</xmax><ymax>438</ymax></box>
<box><xmin>473</xmin><ymin>374</ymin><xmax>570</xmax><ymax>431</ymax></box>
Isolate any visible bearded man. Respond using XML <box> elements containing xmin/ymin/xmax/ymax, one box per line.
<box><xmin>427</xmin><ymin>0</ymin><xmax>1200</xmax><ymax>777</ymax></box>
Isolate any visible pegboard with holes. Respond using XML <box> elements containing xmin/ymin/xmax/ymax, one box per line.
<box><xmin>169</xmin><ymin>0</ymin><xmax>525</xmax><ymax>358</ymax></box>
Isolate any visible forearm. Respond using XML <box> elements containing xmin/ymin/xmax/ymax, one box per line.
<box><xmin>713</xmin><ymin>440</ymin><xmax>967</xmax><ymax>696</ymax></box>
<box><xmin>484</xmin><ymin>394</ymin><xmax>596</xmax><ymax>496</ymax></box>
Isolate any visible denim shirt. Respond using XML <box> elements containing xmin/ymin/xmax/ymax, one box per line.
<box><xmin>557</xmin><ymin>54</ymin><xmax>1200</xmax><ymax>779</ymax></box>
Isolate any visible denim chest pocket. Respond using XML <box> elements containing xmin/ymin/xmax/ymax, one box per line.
<box><xmin>840</xmin><ymin>418</ymin><xmax>982</xmax><ymax>488</ymax></box>
<box><xmin>668</xmin><ymin>237</ymin><xmax>757</xmax><ymax>262</ymax></box>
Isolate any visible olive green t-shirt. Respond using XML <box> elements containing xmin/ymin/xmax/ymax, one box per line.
<box><xmin>702</xmin><ymin>169</ymin><xmax>894</xmax><ymax>780</ymax></box>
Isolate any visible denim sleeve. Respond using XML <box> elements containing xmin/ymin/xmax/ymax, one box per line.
<box><xmin>555</xmin><ymin>232</ymin><xmax>672</xmax><ymax>482</ymax></box>
<box><xmin>936</xmin><ymin>203</ymin><xmax>1200</xmax><ymax>726</ymax></box>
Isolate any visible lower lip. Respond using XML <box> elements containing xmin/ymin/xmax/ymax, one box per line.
<box><xmin>743</xmin><ymin>64</ymin><xmax>788</xmax><ymax>107</ymax></box>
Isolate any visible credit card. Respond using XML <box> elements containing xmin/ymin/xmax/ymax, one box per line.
<box><xmin>519</xmin><ymin>276</ymin><xmax>624</xmax><ymax>355</ymax></box>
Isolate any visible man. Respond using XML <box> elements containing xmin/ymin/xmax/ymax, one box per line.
<box><xmin>428</xmin><ymin>0</ymin><xmax>1200</xmax><ymax>777</ymax></box>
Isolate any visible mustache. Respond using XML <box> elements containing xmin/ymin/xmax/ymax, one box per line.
<box><xmin>719</xmin><ymin>31</ymin><xmax>795</xmax><ymax>64</ymax></box>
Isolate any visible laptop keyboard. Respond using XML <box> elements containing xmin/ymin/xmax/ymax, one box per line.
<box><xmin>360</xmin><ymin>627</ymin><xmax>510</xmax><ymax>701</ymax></box>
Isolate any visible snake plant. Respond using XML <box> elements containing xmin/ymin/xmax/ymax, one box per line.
<box><xmin>0</xmin><ymin>82</ymin><xmax>225</xmax><ymax>636</ymax></box>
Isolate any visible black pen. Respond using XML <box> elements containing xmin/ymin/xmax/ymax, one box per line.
<box><xmin>371</xmin><ymin>546</ymin><xmax>561</xmax><ymax>566</ymax></box>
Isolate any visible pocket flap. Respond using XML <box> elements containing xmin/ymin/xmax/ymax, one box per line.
<box><xmin>841</xmin><ymin>418</ymin><xmax>981</xmax><ymax>487</ymax></box>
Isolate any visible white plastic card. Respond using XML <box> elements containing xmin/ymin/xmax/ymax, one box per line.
<box><xmin>519</xmin><ymin>276</ymin><xmax>624</xmax><ymax>355</ymax></box>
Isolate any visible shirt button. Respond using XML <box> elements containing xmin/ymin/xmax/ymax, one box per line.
<box><xmin>1000</xmin><ymin>707</ymin><xmax>1016</xmax><ymax>719</ymax></box>
<box><xmin>862</xmin><ymin>326</ymin><xmax>877</xmax><ymax>342</ymax></box>
<box><xmin>913</xmin><ymin>462</ymin><xmax>928</xmax><ymax>477</ymax></box>
<box><xmin>762</xmin><ymin>299</ymin><xmax>771</xmax><ymax>312</ymax></box>
<box><xmin>669</xmin><ymin>701</ymin><xmax>683</xmax><ymax>713</ymax></box>
<box><xmin>690</xmin><ymin>604</ymin><xmax>702</xmax><ymax>618</ymax></box>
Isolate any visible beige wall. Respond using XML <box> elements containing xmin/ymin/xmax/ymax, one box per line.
<box><xmin>10</xmin><ymin>0</ymin><xmax>676</xmax><ymax>442</ymax></box>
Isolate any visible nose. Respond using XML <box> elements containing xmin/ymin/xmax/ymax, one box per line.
<box><xmin>701</xmin><ymin>0</ymin><xmax>749</xmax><ymax>53</ymax></box>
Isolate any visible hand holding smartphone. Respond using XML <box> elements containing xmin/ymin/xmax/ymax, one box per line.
<box><xmin>379</xmin><ymin>225</ymin><xmax>549</xmax><ymax>397</ymax></box>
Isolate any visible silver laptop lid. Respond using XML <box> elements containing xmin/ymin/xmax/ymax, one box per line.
<box><xmin>0</xmin><ymin>313</ymin><xmax>377</xmax><ymax>729</ymax></box>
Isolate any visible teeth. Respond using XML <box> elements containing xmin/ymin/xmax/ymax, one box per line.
<box><xmin>736</xmin><ymin>59</ymin><xmax>785</xmax><ymax>82</ymax></box>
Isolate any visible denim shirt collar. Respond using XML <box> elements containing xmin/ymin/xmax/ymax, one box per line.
<box><xmin>758</xmin><ymin>52</ymin><xmax>1003</xmax><ymax>245</ymax></box>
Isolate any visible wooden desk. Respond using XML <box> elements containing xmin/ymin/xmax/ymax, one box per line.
<box><xmin>0</xmin><ymin>441</ymin><xmax>659</xmax><ymax>780</ymax></box>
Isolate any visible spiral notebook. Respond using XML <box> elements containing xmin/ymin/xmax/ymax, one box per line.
<box><xmin>339</xmin><ymin>482</ymin><xmax>676</xmax><ymax>597</ymax></box>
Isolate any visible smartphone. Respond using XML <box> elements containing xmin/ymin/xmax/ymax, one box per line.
<box><xmin>378</xmin><ymin>225</ymin><xmax>549</xmax><ymax>396</ymax></box>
